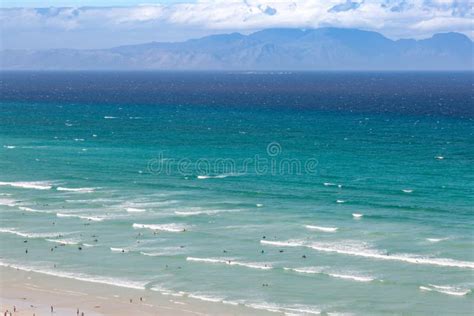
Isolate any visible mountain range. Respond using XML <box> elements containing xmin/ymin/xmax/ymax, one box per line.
<box><xmin>1</xmin><ymin>28</ymin><xmax>473</xmax><ymax>70</ymax></box>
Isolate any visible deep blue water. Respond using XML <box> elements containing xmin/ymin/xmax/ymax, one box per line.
<box><xmin>1</xmin><ymin>71</ymin><xmax>473</xmax><ymax>117</ymax></box>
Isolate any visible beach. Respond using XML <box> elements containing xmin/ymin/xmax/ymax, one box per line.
<box><xmin>1</xmin><ymin>266</ymin><xmax>272</xmax><ymax>316</ymax></box>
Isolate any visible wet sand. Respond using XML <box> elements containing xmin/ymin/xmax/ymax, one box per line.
<box><xmin>0</xmin><ymin>266</ymin><xmax>272</xmax><ymax>315</ymax></box>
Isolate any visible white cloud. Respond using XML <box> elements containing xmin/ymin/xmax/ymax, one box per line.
<box><xmin>0</xmin><ymin>0</ymin><xmax>472</xmax><ymax>49</ymax></box>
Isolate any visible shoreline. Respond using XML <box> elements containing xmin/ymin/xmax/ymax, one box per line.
<box><xmin>0</xmin><ymin>266</ymin><xmax>273</xmax><ymax>315</ymax></box>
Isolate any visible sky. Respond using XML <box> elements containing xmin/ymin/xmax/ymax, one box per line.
<box><xmin>0</xmin><ymin>0</ymin><xmax>191</xmax><ymax>6</ymax></box>
<box><xmin>1</xmin><ymin>0</ymin><xmax>472</xmax><ymax>50</ymax></box>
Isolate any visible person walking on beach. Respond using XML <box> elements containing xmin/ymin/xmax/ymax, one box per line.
<box><xmin>50</xmin><ymin>305</ymin><xmax>53</xmax><ymax>313</ymax></box>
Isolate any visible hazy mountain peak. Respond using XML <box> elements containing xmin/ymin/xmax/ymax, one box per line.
<box><xmin>1</xmin><ymin>28</ymin><xmax>472</xmax><ymax>71</ymax></box>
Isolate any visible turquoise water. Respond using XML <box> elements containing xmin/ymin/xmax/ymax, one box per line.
<box><xmin>0</xmin><ymin>73</ymin><xmax>473</xmax><ymax>315</ymax></box>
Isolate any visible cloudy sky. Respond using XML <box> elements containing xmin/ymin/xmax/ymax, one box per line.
<box><xmin>1</xmin><ymin>0</ymin><xmax>472</xmax><ymax>49</ymax></box>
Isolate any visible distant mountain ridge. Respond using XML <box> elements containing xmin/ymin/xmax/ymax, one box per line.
<box><xmin>1</xmin><ymin>28</ymin><xmax>473</xmax><ymax>70</ymax></box>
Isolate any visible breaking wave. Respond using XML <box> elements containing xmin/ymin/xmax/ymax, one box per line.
<box><xmin>261</xmin><ymin>240</ymin><xmax>474</xmax><ymax>269</ymax></box>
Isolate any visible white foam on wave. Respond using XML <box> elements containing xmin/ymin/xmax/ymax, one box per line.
<box><xmin>104</xmin><ymin>116</ymin><xmax>117</xmax><ymax>119</ymax></box>
<box><xmin>110</xmin><ymin>247</ymin><xmax>129</xmax><ymax>253</ymax></box>
<box><xmin>0</xmin><ymin>261</ymin><xmax>146</xmax><ymax>290</ymax></box>
<box><xmin>352</xmin><ymin>213</ymin><xmax>363</xmax><ymax>218</ymax></box>
<box><xmin>151</xmin><ymin>286</ymin><xmax>226</xmax><ymax>304</ymax></box>
<box><xmin>66</xmin><ymin>198</ymin><xmax>117</xmax><ymax>204</ymax></box>
<box><xmin>284</xmin><ymin>267</ymin><xmax>374</xmax><ymax>283</ymax></box>
<box><xmin>0</xmin><ymin>198</ymin><xmax>17</xmax><ymax>207</ymax></box>
<box><xmin>3</xmin><ymin>145</ymin><xmax>16</xmax><ymax>149</ymax></box>
<box><xmin>245</xmin><ymin>302</ymin><xmax>321</xmax><ymax>315</ymax></box>
<box><xmin>139</xmin><ymin>247</ymin><xmax>185</xmax><ymax>257</ymax></box>
<box><xmin>256</xmin><ymin>203</ymin><xmax>263</xmax><ymax>207</ymax></box>
<box><xmin>132</xmin><ymin>223</ymin><xmax>187</xmax><ymax>232</ymax></box>
<box><xmin>187</xmin><ymin>257</ymin><xmax>273</xmax><ymax>270</ymax></box>
<box><xmin>126</xmin><ymin>207</ymin><xmax>146</xmax><ymax>213</ymax></box>
<box><xmin>426</xmin><ymin>237</ymin><xmax>449</xmax><ymax>243</ymax></box>
<box><xmin>197</xmin><ymin>175</ymin><xmax>214</xmax><ymax>179</ymax></box>
<box><xmin>327</xmin><ymin>273</ymin><xmax>374</xmax><ymax>282</ymax></box>
<box><xmin>57</xmin><ymin>187</ymin><xmax>96</xmax><ymax>193</ymax></box>
<box><xmin>174</xmin><ymin>209</ymin><xmax>240</xmax><ymax>217</ymax></box>
<box><xmin>324</xmin><ymin>182</ymin><xmax>343</xmax><ymax>189</ymax></box>
<box><xmin>46</xmin><ymin>238</ymin><xmax>80</xmax><ymax>246</ymax></box>
<box><xmin>336</xmin><ymin>200</ymin><xmax>345</xmax><ymax>204</ymax></box>
<box><xmin>0</xmin><ymin>228</ymin><xmax>67</xmax><ymax>239</ymax></box>
<box><xmin>140</xmin><ymin>252</ymin><xmax>167</xmax><ymax>257</ymax></box>
<box><xmin>56</xmin><ymin>213</ymin><xmax>105</xmax><ymax>222</ymax></box>
<box><xmin>150</xmin><ymin>285</ymin><xmax>185</xmax><ymax>297</ymax></box>
<box><xmin>18</xmin><ymin>206</ymin><xmax>51</xmax><ymax>214</ymax></box>
<box><xmin>402</xmin><ymin>189</ymin><xmax>413</xmax><ymax>193</ymax></box>
<box><xmin>150</xmin><ymin>286</ymin><xmax>322</xmax><ymax>315</ymax></box>
<box><xmin>305</xmin><ymin>225</ymin><xmax>338</xmax><ymax>233</ymax></box>
<box><xmin>188</xmin><ymin>294</ymin><xmax>225</xmax><ymax>303</ymax></box>
<box><xmin>284</xmin><ymin>266</ymin><xmax>325</xmax><ymax>274</ymax></box>
<box><xmin>261</xmin><ymin>240</ymin><xmax>474</xmax><ymax>269</ymax></box>
<box><xmin>123</xmin><ymin>200</ymin><xmax>179</xmax><ymax>208</ymax></box>
<box><xmin>197</xmin><ymin>173</ymin><xmax>242</xmax><ymax>180</ymax></box>
<box><xmin>0</xmin><ymin>181</ymin><xmax>52</xmax><ymax>190</ymax></box>
<box><xmin>419</xmin><ymin>284</ymin><xmax>471</xmax><ymax>296</ymax></box>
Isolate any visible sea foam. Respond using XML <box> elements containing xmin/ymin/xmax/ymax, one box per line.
<box><xmin>110</xmin><ymin>247</ymin><xmax>129</xmax><ymax>253</ymax></box>
<box><xmin>426</xmin><ymin>238</ymin><xmax>449</xmax><ymax>243</ymax></box>
<box><xmin>305</xmin><ymin>225</ymin><xmax>338</xmax><ymax>233</ymax></box>
<box><xmin>187</xmin><ymin>257</ymin><xmax>273</xmax><ymax>270</ymax></box>
<box><xmin>419</xmin><ymin>284</ymin><xmax>471</xmax><ymax>296</ymax></box>
<box><xmin>57</xmin><ymin>187</ymin><xmax>96</xmax><ymax>193</ymax></box>
<box><xmin>0</xmin><ymin>198</ymin><xmax>17</xmax><ymax>207</ymax></box>
<box><xmin>0</xmin><ymin>181</ymin><xmax>52</xmax><ymax>190</ymax></box>
<box><xmin>0</xmin><ymin>261</ymin><xmax>146</xmax><ymax>290</ymax></box>
<box><xmin>126</xmin><ymin>207</ymin><xmax>146</xmax><ymax>213</ymax></box>
<box><xmin>18</xmin><ymin>206</ymin><xmax>52</xmax><ymax>214</ymax></box>
<box><xmin>133</xmin><ymin>223</ymin><xmax>187</xmax><ymax>232</ymax></box>
<box><xmin>0</xmin><ymin>228</ymin><xmax>66</xmax><ymax>239</ymax></box>
<box><xmin>174</xmin><ymin>209</ymin><xmax>240</xmax><ymax>217</ymax></box>
<box><xmin>150</xmin><ymin>285</ymin><xmax>322</xmax><ymax>315</ymax></box>
<box><xmin>197</xmin><ymin>173</ymin><xmax>242</xmax><ymax>179</ymax></box>
<box><xmin>261</xmin><ymin>240</ymin><xmax>474</xmax><ymax>269</ymax></box>
<box><xmin>284</xmin><ymin>267</ymin><xmax>375</xmax><ymax>282</ymax></box>
<box><xmin>56</xmin><ymin>213</ymin><xmax>105</xmax><ymax>222</ymax></box>
<box><xmin>46</xmin><ymin>238</ymin><xmax>80</xmax><ymax>246</ymax></box>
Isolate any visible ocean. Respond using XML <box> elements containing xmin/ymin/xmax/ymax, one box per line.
<box><xmin>0</xmin><ymin>71</ymin><xmax>473</xmax><ymax>315</ymax></box>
